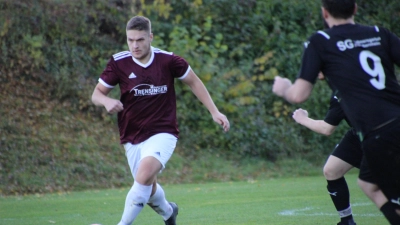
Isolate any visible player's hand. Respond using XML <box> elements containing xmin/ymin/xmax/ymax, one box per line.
<box><xmin>292</xmin><ymin>108</ymin><xmax>309</xmax><ymax>124</ymax></box>
<box><xmin>104</xmin><ymin>99</ymin><xmax>124</xmax><ymax>114</ymax></box>
<box><xmin>272</xmin><ymin>76</ymin><xmax>292</xmax><ymax>97</ymax></box>
<box><xmin>212</xmin><ymin>112</ymin><xmax>230</xmax><ymax>132</ymax></box>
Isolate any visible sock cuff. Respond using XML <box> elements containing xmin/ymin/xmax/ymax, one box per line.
<box><xmin>327</xmin><ymin>177</ymin><xmax>347</xmax><ymax>188</ymax></box>
<box><xmin>134</xmin><ymin>181</ymin><xmax>153</xmax><ymax>190</ymax></box>
<box><xmin>338</xmin><ymin>206</ymin><xmax>353</xmax><ymax>218</ymax></box>
<box><xmin>132</xmin><ymin>181</ymin><xmax>152</xmax><ymax>202</ymax></box>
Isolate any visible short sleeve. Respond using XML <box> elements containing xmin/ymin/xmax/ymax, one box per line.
<box><xmin>297</xmin><ymin>36</ymin><xmax>323</xmax><ymax>84</ymax></box>
<box><xmin>169</xmin><ymin>55</ymin><xmax>190</xmax><ymax>79</ymax></box>
<box><xmin>99</xmin><ymin>57</ymin><xmax>120</xmax><ymax>88</ymax></box>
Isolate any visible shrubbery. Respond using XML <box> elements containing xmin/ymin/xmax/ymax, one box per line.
<box><xmin>1</xmin><ymin>0</ymin><xmax>399</xmax><ymax>194</ymax></box>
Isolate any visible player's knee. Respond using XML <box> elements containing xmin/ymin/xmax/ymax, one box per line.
<box><xmin>323</xmin><ymin>165</ymin><xmax>341</xmax><ymax>180</ymax></box>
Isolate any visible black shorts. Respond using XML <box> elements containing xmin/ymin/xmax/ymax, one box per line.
<box><xmin>362</xmin><ymin>118</ymin><xmax>400</xmax><ymax>207</ymax></box>
<box><xmin>358</xmin><ymin>154</ymin><xmax>376</xmax><ymax>184</ymax></box>
<box><xmin>331</xmin><ymin>130</ymin><xmax>376</xmax><ymax>183</ymax></box>
<box><xmin>331</xmin><ymin>130</ymin><xmax>363</xmax><ymax>168</ymax></box>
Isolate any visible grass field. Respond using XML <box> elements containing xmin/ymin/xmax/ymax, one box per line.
<box><xmin>0</xmin><ymin>172</ymin><xmax>387</xmax><ymax>225</ymax></box>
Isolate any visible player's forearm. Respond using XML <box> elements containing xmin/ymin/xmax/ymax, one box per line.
<box><xmin>283</xmin><ymin>81</ymin><xmax>313</xmax><ymax>104</ymax></box>
<box><xmin>188</xmin><ymin>80</ymin><xmax>220</xmax><ymax>115</ymax></box>
<box><xmin>297</xmin><ymin>118</ymin><xmax>336</xmax><ymax>136</ymax></box>
<box><xmin>283</xmin><ymin>86</ymin><xmax>306</xmax><ymax>104</ymax></box>
<box><xmin>91</xmin><ymin>88</ymin><xmax>111</xmax><ymax>107</ymax></box>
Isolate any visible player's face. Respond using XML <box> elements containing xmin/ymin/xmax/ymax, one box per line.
<box><xmin>126</xmin><ymin>30</ymin><xmax>153</xmax><ymax>62</ymax></box>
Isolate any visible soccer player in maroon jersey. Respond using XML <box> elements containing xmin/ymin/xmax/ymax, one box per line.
<box><xmin>91</xmin><ymin>16</ymin><xmax>230</xmax><ymax>225</ymax></box>
<box><xmin>272</xmin><ymin>0</ymin><xmax>400</xmax><ymax>224</ymax></box>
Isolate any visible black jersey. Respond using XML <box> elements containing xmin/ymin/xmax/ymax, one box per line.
<box><xmin>298</xmin><ymin>23</ymin><xmax>400</xmax><ymax>137</ymax></box>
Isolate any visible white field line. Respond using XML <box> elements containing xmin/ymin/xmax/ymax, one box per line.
<box><xmin>278</xmin><ymin>202</ymin><xmax>382</xmax><ymax>217</ymax></box>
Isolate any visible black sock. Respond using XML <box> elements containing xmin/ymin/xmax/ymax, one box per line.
<box><xmin>380</xmin><ymin>202</ymin><xmax>400</xmax><ymax>225</ymax></box>
<box><xmin>327</xmin><ymin>177</ymin><xmax>354</xmax><ymax>223</ymax></box>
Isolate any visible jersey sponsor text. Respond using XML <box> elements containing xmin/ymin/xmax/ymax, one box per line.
<box><xmin>130</xmin><ymin>84</ymin><xmax>168</xmax><ymax>96</ymax></box>
<box><xmin>337</xmin><ymin>37</ymin><xmax>381</xmax><ymax>51</ymax></box>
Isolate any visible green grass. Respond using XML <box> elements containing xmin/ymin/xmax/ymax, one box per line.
<box><xmin>0</xmin><ymin>173</ymin><xmax>386</xmax><ymax>225</ymax></box>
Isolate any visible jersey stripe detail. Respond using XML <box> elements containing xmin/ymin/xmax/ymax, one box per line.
<box><xmin>98</xmin><ymin>78</ymin><xmax>115</xmax><ymax>88</ymax></box>
<box><xmin>153</xmin><ymin>47</ymin><xmax>173</xmax><ymax>55</ymax></box>
<box><xmin>374</xmin><ymin>26</ymin><xmax>380</xmax><ymax>32</ymax></box>
<box><xmin>113</xmin><ymin>51</ymin><xmax>129</xmax><ymax>57</ymax></box>
<box><xmin>178</xmin><ymin>66</ymin><xmax>191</xmax><ymax>80</ymax></box>
<box><xmin>113</xmin><ymin>51</ymin><xmax>131</xmax><ymax>61</ymax></box>
<box><xmin>318</xmin><ymin>31</ymin><xmax>330</xmax><ymax>39</ymax></box>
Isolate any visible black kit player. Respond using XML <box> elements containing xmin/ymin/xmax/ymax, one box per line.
<box><xmin>92</xmin><ymin>16</ymin><xmax>230</xmax><ymax>225</ymax></box>
<box><xmin>293</xmin><ymin>89</ymin><xmax>387</xmax><ymax>225</ymax></box>
<box><xmin>272</xmin><ymin>0</ymin><xmax>400</xmax><ymax>224</ymax></box>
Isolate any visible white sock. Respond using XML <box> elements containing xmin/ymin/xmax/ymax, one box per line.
<box><xmin>147</xmin><ymin>183</ymin><xmax>173</xmax><ymax>220</ymax></box>
<box><xmin>118</xmin><ymin>181</ymin><xmax>152</xmax><ymax>225</ymax></box>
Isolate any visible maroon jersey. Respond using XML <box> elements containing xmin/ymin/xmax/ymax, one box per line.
<box><xmin>99</xmin><ymin>47</ymin><xmax>191</xmax><ymax>144</ymax></box>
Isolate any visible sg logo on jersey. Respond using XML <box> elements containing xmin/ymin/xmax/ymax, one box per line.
<box><xmin>337</xmin><ymin>39</ymin><xmax>354</xmax><ymax>51</ymax></box>
<box><xmin>337</xmin><ymin>37</ymin><xmax>381</xmax><ymax>51</ymax></box>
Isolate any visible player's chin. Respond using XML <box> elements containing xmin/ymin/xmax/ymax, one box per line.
<box><xmin>132</xmin><ymin>53</ymin><xmax>142</xmax><ymax>59</ymax></box>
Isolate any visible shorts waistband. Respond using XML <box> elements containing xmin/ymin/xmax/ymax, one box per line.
<box><xmin>364</xmin><ymin>117</ymin><xmax>400</xmax><ymax>140</ymax></box>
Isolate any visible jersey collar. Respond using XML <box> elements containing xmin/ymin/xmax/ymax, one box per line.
<box><xmin>131</xmin><ymin>46</ymin><xmax>155</xmax><ymax>68</ymax></box>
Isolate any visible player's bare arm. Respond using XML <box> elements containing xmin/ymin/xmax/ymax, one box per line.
<box><xmin>91</xmin><ymin>83</ymin><xmax>124</xmax><ymax>114</ymax></box>
<box><xmin>292</xmin><ymin>108</ymin><xmax>336</xmax><ymax>136</ymax></box>
<box><xmin>181</xmin><ymin>69</ymin><xmax>230</xmax><ymax>132</ymax></box>
<box><xmin>272</xmin><ymin>76</ymin><xmax>314</xmax><ymax>104</ymax></box>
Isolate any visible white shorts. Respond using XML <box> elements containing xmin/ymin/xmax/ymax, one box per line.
<box><xmin>123</xmin><ymin>133</ymin><xmax>177</xmax><ymax>179</ymax></box>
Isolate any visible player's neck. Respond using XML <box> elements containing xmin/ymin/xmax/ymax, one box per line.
<box><xmin>328</xmin><ymin>17</ymin><xmax>355</xmax><ymax>28</ymax></box>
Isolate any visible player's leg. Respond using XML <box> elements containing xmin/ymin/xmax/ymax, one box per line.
<box><xmin>324</xmin><ymin>155</ymin><xmax>354</xmax><ymax>180</ymax></box>
<box><xmin>361</xmin><ymin>120</ymin><xmax>400</xmax><ymax>224</ymax></box>
<box><xmin>357</xmin><ymin>179</ymin><xmax>387</xmax><ymax>208</ymax></box>
<box><xmin>357</xmin><ymin>155</ymin><xmax>387</xmax><ymax>208</ymax></box>
<box><xmin>360</xmin><ymin>160</ymin><xmax>400</xmax><ymax>225</ymax></box>
<box><xmin>359</xmin><ymin>180</ymin><xmax>400</xmax><ymax>225</ymax></box>
<box><xmin>323</xmin><ymin>130</ymin><xmax>362</xmax><ymax>225</ymax></box>
<box><xmin>139</xmin><ymin>133</ymin><xmax>178</xmax><ymax>224</ymax></box>
<box><xmin>147</xmin><ymin>182</ymin><xmax>178</xmax><ymax>223</ymax></box>
<box><xmin>324</xmin><ymin>156</ymin><xmax>355</xmax><ymax>225</ymax></box>
<box><xmin>118</xmin><ymin>142</ymin><xmax>162</xmax><ymax>225</ymax></box>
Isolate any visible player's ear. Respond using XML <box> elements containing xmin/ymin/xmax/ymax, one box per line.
<box><xmin>321</xmin><ymin>7</ymin><xmax>329</xmax><ymax>19</ymax></box>
<box><xmin>149</xmin><ymin>33</ymin><xmax>153</xmax><ymax>42</ymax></box>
